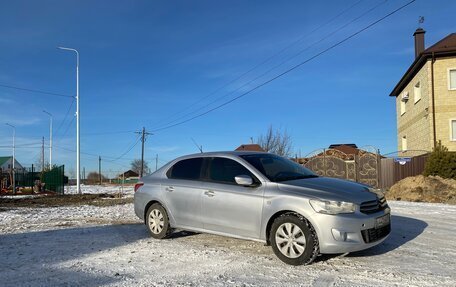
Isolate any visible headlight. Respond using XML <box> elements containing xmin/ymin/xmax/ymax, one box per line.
<box><xmin>309</xmin><ymin>199</ymin><xmax>356</xmax><ymax>215</ymax></box>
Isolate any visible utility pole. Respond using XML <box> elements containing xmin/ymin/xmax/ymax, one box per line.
<box><xmin>135</xmin><ymin>127</ymin><xmax>153</xmax><ymax>178</ymax></box>
<box><xmin>98</xmin><ymin>156</ymin><xmax>102</xmax><ymax>185</ymax></box>
<box><xmin>83</xmin><ymin>167</ymin><xmax>85</xmax><ymax>185</ymax></box>
<box><xmin>58</xmin><ymin>46</ymin><xmax>80</xmax><ymax>194</ymax></box>
<box><xmin>41</xmin><ymin>137</ymin><xmax>45</xmax><ymax>172</ymax></box>
<box><xmin>155</xmin><ymin>154</ymin><xmax>158</xmax><ymax>171</ymax></box>
<box><xmin>43</xmin><ymin>110</ymin><xmax>53</xmax><ymax>169</ymax></box>
<box><xmin>5</xmin><ymin>123</ymin><xmax>15</xmax><ymax>194</ymax></box>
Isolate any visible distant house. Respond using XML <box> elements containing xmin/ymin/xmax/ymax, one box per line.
<box><xmin>235</xmin><ymin>144</ymin><xmax>265</xmax><ymax>152</ymax></box>
<box><xmin>0</xmin><ymin>156</ymin><xmax>24</xmax><ymax>172</ymax></box>
<box><xmin>390</xmin><ymin>28</ymin><xmax>456</xmax><ymax>152</ymax></box>
<box><xmin>118</xmin><ymin>170</ymin><xmax>139</xmax><ymax>180</ymax></box>
<box><xmin>297</xmin><ymin>144</ymin><xmax>380</xmax><ymax>164</ymax></box>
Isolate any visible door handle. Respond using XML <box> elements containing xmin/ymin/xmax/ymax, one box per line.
<box><xmin>166</xmin><ymin>186</ymin><xmax>174</xmax><ymax>192</ymax></box>
<box><xmin>204</xmin><ymin>190</ymin><xmax>215</xmax><ymax>197</ymax></box>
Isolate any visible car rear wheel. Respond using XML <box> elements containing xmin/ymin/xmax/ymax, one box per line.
<box><xmin>270</xmin><ymin>214</ymin><xmax>319</xmax><ymax>265</ymax></box>
<box><xmin>146</xmin><ymin>203</ymin><xmax>172</xmax><ymax>239</ymax></box>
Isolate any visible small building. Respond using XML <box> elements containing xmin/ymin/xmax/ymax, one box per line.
<box><xmin>390</xmin><ymin>28</ymin><xmax>456</xmax><ymax>152</ymax></box>
<box><xmin>235</xmin><ymin>144</ymin><xmax>265</xmax><ymax>152</ymax></box>
<box><xmin>118</xmin><ymin>170</ymin><xmax>139</xmax><ymax>180</ymax></box>
<box><xmin>0</xmin><ymin>156</ymin><xmax>24</xmax><ymax>172</ymax></box>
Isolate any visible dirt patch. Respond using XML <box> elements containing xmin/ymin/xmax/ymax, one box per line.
<box><xmin>386</xmin><ymin>175</ymin><xmax>456</xmax><ymax>204</ymax></box>
<box><xmin>0</xmin><ymin>193</ymin><xmax>133</xmax><ymax>208</ymax></box>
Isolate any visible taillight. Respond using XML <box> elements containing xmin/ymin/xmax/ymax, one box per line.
<box><xmin>134</xmin><ymin>182</ymin><xmax>144</xmax><ymax>192</ymax></box>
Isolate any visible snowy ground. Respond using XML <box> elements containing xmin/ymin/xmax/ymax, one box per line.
<box><xmin>1</xmin><ymin>198</ymin><xmax>455</xmax><ymax>286</ymax></box>
<box><xmin>65</xmin><ymin>184</ymin><xmax>134</xmax><ymax>196</ymax></box>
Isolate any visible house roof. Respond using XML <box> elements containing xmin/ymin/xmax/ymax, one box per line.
<box><xmin>328</xmin><ymin>144</ymin><xmax>361</xmax><ymax>156</ymax></box>
<box><xmin>0</xmin><ymin>156</ymin><xmax>12</xmax><ymax>166</ymax></box>
<box><xmin>390</xmin><ymin>32</ymin><xmax>456</xmax><ymax>97</ymax></box>
<box><xmin>119</xmin><ymin>170</ymin><xmax>139</xmax><ymax>177</ymax></box>
<box><xmin>235</xmin><ymin>144</ymin><xmax>265</xmax><ymax>152</ymax></box>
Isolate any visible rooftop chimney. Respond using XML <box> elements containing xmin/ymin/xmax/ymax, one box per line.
<box><xmin>413</xmin><ymin>28</ymin><xmax>425</xmax><ymax>58</ymax></box>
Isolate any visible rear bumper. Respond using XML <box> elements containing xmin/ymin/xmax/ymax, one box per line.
<box><xmin>134</xmin><ymin>192</ymin><xmax>146</xmax><ymax>221</ymax></box>
<box><xmin>312</xmin><ymin>208</ymin><xmax>391</xmax><ymax>254</ymax></box>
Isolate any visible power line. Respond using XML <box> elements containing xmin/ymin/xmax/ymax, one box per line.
<box><xmin>149</xmin><ymin>0</ymin><xmax>364</xmax><ymax>129</ymax></box>
<box><xmin>106</xmin><ymin>135</ymin><xmax>142</xmax><ymax>162</ymax></box>
<box><xmin>151</xmin><ymin>0</ymin><xmax>416</xmax><ymax>132</ymax></box>
<box><xmin>0</xmin><ymin>83</ymin><xmax>74</xmax><ymax>98</ymax></box>
<box><xmin>151</xmin><ymin>0</ymin><xmax>387</xmax><ymax>130</ymax></box>
<box><xmin>54</xmin><ymin>98</ymin><xmax>75</xmax><ymax>137</ymax></box>
<box><xmin>81</xmin><ymin>130</ymin><xmax>135</xmax><ymax>136</ymax></box>
<box><xmin>61</xmin><ymin>115</ymin><xmax>75</xmax><ymax>138</ymax></box>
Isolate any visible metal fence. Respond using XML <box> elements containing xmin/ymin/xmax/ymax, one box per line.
<box><xmin>0</xmin><ymin>165</ymin><xmax>65</xmax><ymax>194</ymax></box>
<box><xmin>42</xmin><ymin>165</ymin><xmax>65</xmax><ymax>194</ymax></box>
<box><xmin>301</xmin><ymin>147</ymin><xmax>381</xmax><ymax>188</ymax></box>
<box><xmin>299</xmin><ymin>148</ymin><xmax>430</xmax><ymax>189</ymax></box>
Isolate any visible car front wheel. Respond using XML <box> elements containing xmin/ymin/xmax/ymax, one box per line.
<box><xmin>270</xmin><ymin>214</ymin><xmax>319</xmax><ymax>265</ymax></box>
<box><xmin>146</xmin><ymin>203</ymin><xmax>172</xmax><ymax>239</ymax></box>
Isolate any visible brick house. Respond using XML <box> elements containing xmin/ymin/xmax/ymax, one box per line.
<box><xmin>390</xmin><ymin>28</ymin><xmax>456</xmax><ymax>152</ymax></box>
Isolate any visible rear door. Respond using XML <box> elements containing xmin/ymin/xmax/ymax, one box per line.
<box><xmin>201</xmin><ymin>157</ymin><xmax>264</xmax><ymax>239</ymax></box>
<box><xmin>163</xmin><ymin>157</ymin><xmax>205</xmax><ymax>229</ymax></box>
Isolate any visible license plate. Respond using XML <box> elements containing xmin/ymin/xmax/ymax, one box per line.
<box><xmin>375</xmin><ymin>214</ymin><xmax>390</xmax><ymax>228</ymax></box>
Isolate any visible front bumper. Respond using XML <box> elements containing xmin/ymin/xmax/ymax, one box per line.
<box><xmin>312</xmin><ymin>208</ymin><xmax>391</xmax><ymax>254</ymax></box>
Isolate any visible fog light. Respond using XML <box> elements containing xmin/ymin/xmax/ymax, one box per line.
<box><xmin>331</xmin><ymin>229</ymin><xmax>348</xmax><ymax>241</ymax></box>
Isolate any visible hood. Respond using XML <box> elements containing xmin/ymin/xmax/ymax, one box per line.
<box><xmin>277</xmin><ymin>177</ymin><xmax>377</xmax><ymax>204</ymax></box>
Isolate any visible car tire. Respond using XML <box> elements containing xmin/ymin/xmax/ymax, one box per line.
<box><xmin>146</xmin><ymin>203</ymin><xmax>172</xmax><ymax>239</ymax></box>
<box><xmin>270</xmin><ymin>214</ymin><xmax>319</xmax><ymax>265</ymax></box>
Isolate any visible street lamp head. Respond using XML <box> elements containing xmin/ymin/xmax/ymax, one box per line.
<box><xmin>5</xmin><ymin>123</ymin><xmax>15</xmax><ymax>129</ymax></box>
<box><xmin>43</xmin><ymin>110</ymin><xmax>52</xmax><ymax>117</ymax></box>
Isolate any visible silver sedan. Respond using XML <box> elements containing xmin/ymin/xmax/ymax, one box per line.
<box><xmin>134</xmin><ymin>151</ymin><xmax>390</xmax><ymax>265</ymax></box>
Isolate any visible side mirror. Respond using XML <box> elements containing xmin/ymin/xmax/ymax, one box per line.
<box><xmin>234</xmin><ymin>174</ymin><xmax>254</xmax><ymax>186</ymax></box>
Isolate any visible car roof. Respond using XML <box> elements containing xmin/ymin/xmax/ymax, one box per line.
<box><xmin>182</xmin><ymin>151</ymin><xmax>268</xmax><ymax>158</ymax></box>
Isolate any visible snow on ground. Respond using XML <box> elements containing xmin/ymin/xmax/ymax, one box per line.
<box><xmin>1</xmin><ymin>198</ymin><xmax>455</xmax><ymax>286</ymax></box>
<box><xmin>65</xmin><ymin>184</ymin><xmax>134</xmax><ymax>196</ymax></box>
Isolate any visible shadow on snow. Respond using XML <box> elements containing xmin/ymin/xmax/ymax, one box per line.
<box><xmin>0</xmin><ymin>223</ymin><xmax>148</xmax><ymax>285</ymax></box>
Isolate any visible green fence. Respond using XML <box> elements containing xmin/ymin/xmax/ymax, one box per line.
<box><xmin>1</xmin><ymin>165</ymin><xmax>65</xmax><ymax>194</ymax></box>
<box><xmin>42</xmin><ymin>165</ymin><xmax>65</xmax><ymax>194</ymax></box>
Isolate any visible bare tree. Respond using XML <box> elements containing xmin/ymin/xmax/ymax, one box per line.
<box><xmin>131</xmin><ymin>159</ymin><xmax>150</xmax><ymax>175</ymax></box>
<box><xmin>86</xmin><ymin>172</ymin><xmax>107</xmax><ymax>185</ymax></box>
<box><xmin>257</xmin><ymin>125</ymin><xmax>293</xmax><ymax>157</ymax></box>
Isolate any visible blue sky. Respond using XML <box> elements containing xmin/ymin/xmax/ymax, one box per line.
<box><xmin>0</xmin><ymin>0</ymin><xmax>454</xmax><ymax>177</ymax></box>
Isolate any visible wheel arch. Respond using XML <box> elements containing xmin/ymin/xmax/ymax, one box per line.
<box><xmin>265</xmin><ymin>210</ymin><xmax>317</xmax><ymax>246</ymax></box>
<box><xmin>144</xmin><ymin>200</ymin><xmax>168</xmax><ymax>224</ymax></box>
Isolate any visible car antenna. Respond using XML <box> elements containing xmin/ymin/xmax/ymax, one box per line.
<box><xmin>191</xmin><ymin>138</ymin><xmax>203</xmax><ymax>153</ymax></box>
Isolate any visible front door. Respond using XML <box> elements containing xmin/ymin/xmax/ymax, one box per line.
<box><xmin>201</xmin><ymin>157</ymin><xmax>264</xmax><ymax>238</ymax></box>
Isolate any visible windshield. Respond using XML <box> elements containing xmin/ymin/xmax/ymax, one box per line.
<box><xmin>239</xmin><ymin>154</ymin><xmax>317</xmax><ymax>182</ymax></box>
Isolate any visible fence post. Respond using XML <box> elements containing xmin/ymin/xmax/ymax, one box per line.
<box><xmin>323</xmin><ymin>149</ymin><xmax>326</xmax><ymax>177</ymax></box>
<box><xmin>377</xmin><ymin>149</ymin><xmax>381</xmax><ymax>189</ymax></box>
<box><xmin>354</xmin><ymin>154</ymin><xmax>358</xmax><ymax>182</ymax></box>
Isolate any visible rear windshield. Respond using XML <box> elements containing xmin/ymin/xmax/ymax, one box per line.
<box><xmin>239</xmin><ymin>154</ymin><xmax>317</xmax><ymax>182</ymax></box>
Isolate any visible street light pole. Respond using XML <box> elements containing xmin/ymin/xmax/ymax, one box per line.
<box><xmin>5</xmin><ymin>123</ymin><xmax>15</xmax><ymax>194</ymax></box>
<box><xmin>43</xmin><ymin>110</ymin><xmax>53</xmax><ymax>169</ymax></box>
<box><xmin>58</xmin><ymin>46</ymin><xmax>80</xmax><ymax>194</ymax></box>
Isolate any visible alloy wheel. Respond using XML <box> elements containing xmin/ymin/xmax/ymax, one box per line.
<box><xmin>275</xmin><ymin>222</ymin><xmax>307</xmax><ymax>258</ymax></box>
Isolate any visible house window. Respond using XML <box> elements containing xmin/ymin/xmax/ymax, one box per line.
<box><xmin>451</xmin><ymin>120</ymin><xmax>456</xmax><ymax>141</ymax></box>
<box><xmin>400</xmin><ymin>92</ymin><xmax>408</xmax><ymax>115</ymax></box>
<box><xmin>402</xmin><ymin>136</ymin><xmax>407</xmax><ymax>151</ymax></box>
<box><xmin>449</xmin><ymin>69</ymin><xmax>456</xmax><ymax>90</ymax></box>
<box><xmin>414</xmin><ymin>81</ymin><xmax>421</xmax><ymax>103</ymax></box>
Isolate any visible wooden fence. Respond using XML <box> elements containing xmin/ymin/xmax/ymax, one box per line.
<box><xmin>379</xmin><ymin>154</ymin><xmax>429</xmax><ymax>189</ymax></box>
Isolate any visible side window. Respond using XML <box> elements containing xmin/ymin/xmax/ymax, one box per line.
<box><xmin>168</xmin><ymin>158</ymin><xmax>203</xmax><ymax>180</ymax></box>
<box><xmin>209</xmin><ymin>157</ymin><xmax>255</xmax><ymax>185</ymax></box>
